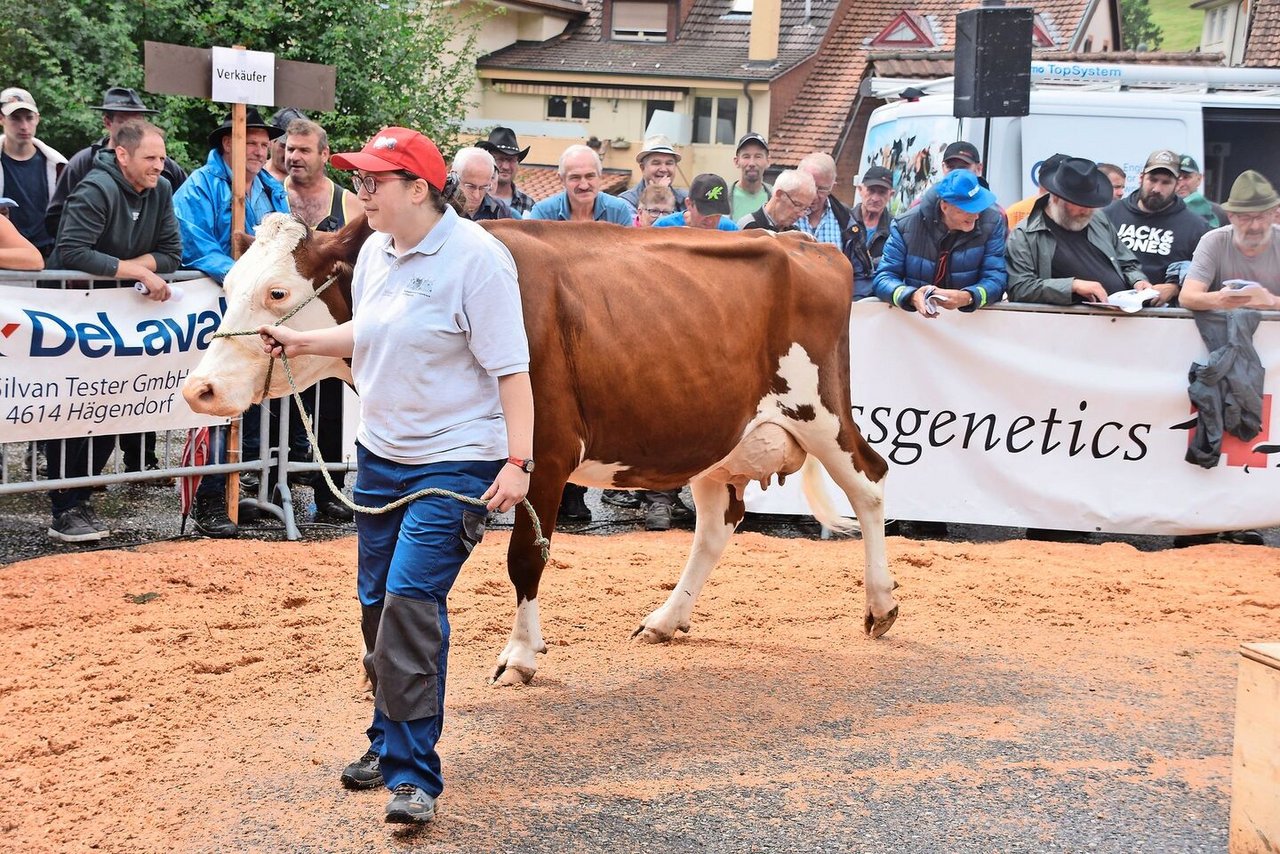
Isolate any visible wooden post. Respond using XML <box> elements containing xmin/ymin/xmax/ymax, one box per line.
<box><xmin>226</xmin><ymin>76</ymin><xmax>248</xmax><ymax>525</ymax></box>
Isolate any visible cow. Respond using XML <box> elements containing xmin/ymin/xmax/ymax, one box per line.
<box><xmin>182</xmin><ymin>213</ymin><xmax>899</xmax><ymax>685</ymax></box>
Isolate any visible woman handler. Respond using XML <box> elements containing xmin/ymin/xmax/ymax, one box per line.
<box><xmin>259</xmin><ymin>127</ymin><xmax>534</xmax><ymax>825</ymax></box>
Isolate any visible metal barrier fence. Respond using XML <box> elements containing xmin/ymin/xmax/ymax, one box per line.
<box><xmin>0</xmin><ymin>271</ymin><xmax>354</xmax><ymax>541</ymax></box>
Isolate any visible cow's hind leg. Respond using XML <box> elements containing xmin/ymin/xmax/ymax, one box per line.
<box><xmin>632</xmin><ymin>475</ymin><xmax>741</xmax><ymax>643</ymax></box>
<box><xmin>804</xmin><ymin>437</ymin><xmax>898</xmax><ymax>638</ymax></box>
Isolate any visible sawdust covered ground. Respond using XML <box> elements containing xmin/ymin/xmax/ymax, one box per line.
<box><xmin>1</xmin><ymin>530</ymin><xmax>1276</xmax><ymax>853</ymax></box>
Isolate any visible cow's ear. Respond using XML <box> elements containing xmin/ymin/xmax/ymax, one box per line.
<box><xmin>232</xmin><ymin>231</ymin><xmax>256</xmax><ymax>258</ymax></box>
<box><xmin>326</xmin><ymin>212</ymin><xmax>373</xmax><ymax>267</ymax></box>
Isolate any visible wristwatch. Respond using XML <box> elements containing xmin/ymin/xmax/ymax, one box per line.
<box><xmin>507</xmin><ymin>456</ymin><xmax>535</xmax><ymax>474</ymax></box>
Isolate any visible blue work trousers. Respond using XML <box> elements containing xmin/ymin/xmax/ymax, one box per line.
<box><xmin>354</xmin><ymin>445</ymin><xmax>501</xmax><ymax>796</ymax></box>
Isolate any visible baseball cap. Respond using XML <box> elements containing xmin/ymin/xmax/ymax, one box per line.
<box><xmin>943</xmin><ymin>140</ymin><xmax>981</xmax><ymax>165</ymax></box>
<box><xmin>689</xmin><ymin>173</ymin><xmax>731</xmax><ymax>216</ymax></box>
<box><xmin>1178</xmin><ymin>154</ymin><xmax>1201</xmax><ymax>175</ymax></box>
<box><xmin>1142</xmin><ymin>149</ymin><xmax>1181</xmax><ymax>176</ymax></box>
<box><xmin>935</xmin><ymin>169</ymin><xmax>996</xmax><ymax>214</ymax></box>
<box><xmin>860</xmin><ymin>165</ymin><xmax>893</xmax><ymax>190</ymax></box>
<box><xmin>270</xmin><ymin>107</ymin><xmax>308</xmax><ymax>132</ymax></box>
<box><xmin>735</xmin><ymin>132</ymin><xmax>769</xmax><ymax>154</ymax></box>
<box><xmin>0</xmin><ymin>87</ymin><xmax>38</xmax><ymax>116</ymax></box>
<box><xmin>331</xmin><ymin>127</ymin><xmax>447</xmax><ymax>191</ymax></box>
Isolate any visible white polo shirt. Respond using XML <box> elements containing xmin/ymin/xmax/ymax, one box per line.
<box><xmin>351</xmin><ymin>205</ymin><xmax>530</xmax><ymax>464</ymax></box>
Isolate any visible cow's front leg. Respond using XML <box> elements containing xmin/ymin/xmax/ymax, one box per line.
<box><xmin>491</xmin><ymin>597</ymin><xmax>546</xmax><ymax>686</ymax></box>
<box><xmin>633</xmin><ymin>476</ymin><xmax>742</xmax><ymax>643</ymax></box>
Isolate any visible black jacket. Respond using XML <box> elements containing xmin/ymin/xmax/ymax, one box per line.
<box><xmin>1186</xmin><ymin>309</ymin><xmax>1265</xmax><ymax>469</ymax></box>
<box><xmin>49</xmin><ymin>150</ymin><xmax>183</xmax><ymax>276</ymax></box>
<box><xmin>47</xmin><ymin>136</ymin><xmax>186</xmax><ymax>237</ymax></box>
<box><xmin>1103</xmin><ymin>191</ymin><xmax>1210</xmax><ymax>285</ymax></box>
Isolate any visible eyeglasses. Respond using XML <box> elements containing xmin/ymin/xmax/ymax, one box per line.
<box><xmin>351</xmin><ymin>172</ymin><xmax>417</xmax><ymax>195</ymax></box>
<box><xmin>461</xmin><ymin>182</ymin><xmax>491</xmax><ymax>194</ymax></box>
<box><xmin>643</xmin><ymin>207</ymin><xmax>675</xmax><ymax>217</ymax></box>
<box><xmin>778</xmin><ymin>189</ymin><xmax>812</xmax><ymax>214</ymax></box>
<box><xmin>1231</xmin><ymin>211</ymin><xmax>1274</xmax><ymax>225</ymax></box>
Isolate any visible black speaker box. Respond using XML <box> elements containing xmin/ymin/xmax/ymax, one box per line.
<box><xmin>953</xmin><ymin>8</ymin><xmax>1033</xmax><ymax>118</ymax></box>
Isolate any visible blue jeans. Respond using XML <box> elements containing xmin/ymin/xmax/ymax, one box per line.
<box><xmin>354</xmin><ymin>445</ymin><xmax>501</xmax><ymax>796</ymax></box>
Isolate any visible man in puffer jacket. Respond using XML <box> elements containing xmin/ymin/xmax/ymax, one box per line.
<box><xmin>872</xmin><ymin>169</ymin><xmax>1006</xmax><ymax>316</ymax></box>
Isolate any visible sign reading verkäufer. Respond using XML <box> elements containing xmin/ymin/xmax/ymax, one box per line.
<box><xmin>210</xmin><ymin>46</ymin><xmax>275</xmax><ymax>105</ymax></box>
<box><xmin>0</xmin><ymin>282</ymin><xmax>228</xmax><ymax>441</ymax></box>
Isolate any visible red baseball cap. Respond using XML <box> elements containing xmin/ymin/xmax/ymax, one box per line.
<box><xmin>331</xmin><ymin>127</ymin><xmax>447</xmax><ymax>191</ymax></box>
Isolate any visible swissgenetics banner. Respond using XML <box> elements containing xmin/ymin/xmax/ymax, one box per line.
<box><xmin>0</xmin><ymin>281</ymin><xmax>228</xmax><ymax>442</ymax></box>
<box><xmin>746</xmin><ymin>302</ymin><xmax>1280</xmax><ymax>536</ymax></box>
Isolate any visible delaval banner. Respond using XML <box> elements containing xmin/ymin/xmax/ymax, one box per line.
<box><xmin>745</xmin><ymin>301</ymin><xmax>1280</xmax><ymax>536</ymax></box>
<box><xmin>0</xmin><ymin>281</ymin><xmax>228</xmax><ymax>442</ymax></box>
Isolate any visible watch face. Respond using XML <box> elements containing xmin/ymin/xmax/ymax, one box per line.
<box><xmin>522</xmin><ymin>459</ymin><xmax>535</xmax><ymax>473</ymax></box>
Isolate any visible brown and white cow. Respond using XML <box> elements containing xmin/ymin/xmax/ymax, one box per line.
<box><xmin>182</xmin><ymin>213</ymin><xmax>899</xmax><ymax>685</ymax></box>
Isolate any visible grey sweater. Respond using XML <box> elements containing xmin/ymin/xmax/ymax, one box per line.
<box><xmin>49</xmin><ymin>149</ymin><xmax>182</xmax><ymax>276</ymax></box>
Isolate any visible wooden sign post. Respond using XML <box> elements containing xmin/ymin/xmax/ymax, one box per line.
<box><xmin>144</xmin><ymin>41</ymin><xmax>336</xmax><ymax>523</ymax></box>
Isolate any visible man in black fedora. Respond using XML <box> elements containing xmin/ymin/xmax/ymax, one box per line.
<box><xmin>172</xmin><ymin>106</ymin><xmax>290</xmax><ymax>539</ymax></box>
<box><xmin>1005</xmin><ymin>156</ymin><xmax>1153</xmax><ymax>306</ymax></box>
<box><xmin>47</xmin><ymin>87</ymin><xmax>186</xmax><ymax>236</ymax></box>
<box><xmin>477</xmin><ymin>126</ymin><xmax>534</xmax><ymax>217</ymax></box>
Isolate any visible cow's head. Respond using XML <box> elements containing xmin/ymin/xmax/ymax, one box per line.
<box><xmin>182</xmin><ymin>212</ymin><xmax>370</xmax><ymax>416</ymax></box>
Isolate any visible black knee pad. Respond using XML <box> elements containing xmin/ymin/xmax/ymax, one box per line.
<box><xmin>372</xmin><ymin>593</ymin><xmax>443</xmax><ymax>721</ymax></box>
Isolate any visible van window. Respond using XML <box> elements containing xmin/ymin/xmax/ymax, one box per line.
<box><xmin>1020</xmin><ymin>113</ymin><xmax>1191</xmax><ymax>198</ymax></box>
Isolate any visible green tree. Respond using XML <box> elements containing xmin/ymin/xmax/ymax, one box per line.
<box><xmin>1120</xmin><ymin>0</ymin><xmax>1164</xmax><ymax>51</ymax></box>
<box><xmin>0</xmin><ymin>0</ymin><xmax>486</xmax><ymax>168</ymax></box>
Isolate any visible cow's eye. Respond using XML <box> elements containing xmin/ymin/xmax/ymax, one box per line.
<box><xmin>269</xmin><ymin>288</ymin><xmax>288</xmax><ymax>302</ymax></box>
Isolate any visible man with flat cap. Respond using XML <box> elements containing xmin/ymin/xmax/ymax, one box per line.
<box><xmin>47</xmin><ymin>87</ymin><xmax>187</xmax><ymax>236</ymax></box>
<box><xmin>619</xmin><ymin>134</ymin><xmax>688</xmax><ymax>212</ymax></box>
<box><xmin>1006</xmin><ymin>156</ymin><xmax>1153</xmax><ymax>306</ymax></box>
<box><xmin>477</xmin><ymin>126</ymin><xmax>534</xmax><ymax>218</ymax></box>
<box><xmin>173</xmin><ymin>107</ymin><xmax>290</xmax><ymax>540</ymax></box>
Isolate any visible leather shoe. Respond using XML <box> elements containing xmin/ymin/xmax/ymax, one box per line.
<box><xmin>644</xmin><ymin>502</ymin><xmax>672</xmax><ymax>531</ymax></box>
<box><xmin>1219</xmin><ymin>529</ymin><xmax>1264</xmax><ymax>546</ymax></box>
<box><xmin>315</xmin><ymin>496</ymin><xmax>355</xmax><ymax>522</ymax></box>
<box><xmin>193</xmin><ymin>493</ymin><xmax>239</xmax><ymax>539</ymax></box>
<box><xmin>558</xmin><ymin>491</ymin><xmax>592</xmax><ymax>523</ymax></box>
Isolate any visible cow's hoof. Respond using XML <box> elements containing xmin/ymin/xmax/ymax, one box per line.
<box><xmin>631</xmin><ymin>624</ymin><xmax>673</xmax><ymax>644</ymax></box>
<box><xmin>488</xmin><ymin>664</ymin><xmax>534</xmax><ymax>687</ymax></box>
<box><xmin>864</xmin><ymin>604</ymin><xmax>899</xmax><ymax>639</ymax></box>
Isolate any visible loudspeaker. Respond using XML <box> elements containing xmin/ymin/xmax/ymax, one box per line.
<box><xmin>953</xmin><ymin>7</ymin><xmax>1033</xmax><ymax>118</ymax></box>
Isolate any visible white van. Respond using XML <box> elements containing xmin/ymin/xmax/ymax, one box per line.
<box><xmin>856</xmin><ymin>62</ymin><xmax>1280</xmax><ymax>212</ymax></box>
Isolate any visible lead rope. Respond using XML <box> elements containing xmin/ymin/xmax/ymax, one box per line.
<box><xmin>210</xmin><ymin>281</ymin><xmax>551</xmax><ymax>561</ymax></box>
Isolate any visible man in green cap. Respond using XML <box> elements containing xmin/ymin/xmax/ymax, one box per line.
<box><xmin>1175</xmin><ymin>155</ymin><xmax>1228</xmax><ymax>228</ymax></box>
<box><xmin>1180</xmin><ymin>169</ymin><xmax>1280</xmax><ymax>312</ymax></box>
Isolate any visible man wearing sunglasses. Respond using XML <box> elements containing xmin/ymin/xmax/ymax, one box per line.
<box><xmin>737</xmin><ymin>169</ymin><xmax>816</xmax><ymax>232</ymax></box>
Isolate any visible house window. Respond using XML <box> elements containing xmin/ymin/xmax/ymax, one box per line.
<box><xmin>612</xmin><ymin>2</ymin><xmax>669</xmax><ymax>42</ymax></box>
<box><xmin>645</xmin><ymin>99</ymin><xmax>675</xmax><ymax>132</ymax></box>
<box><xmin>547</xmin><ymin>95</ymin><xmax>591</xmax><ymax>120</ymax></box>
<box><xmin>726</xmin><ymin>0</ymin><xmax>753</xmax><ymax>15</ymax></box>
<box><xmin>692</xmin><ymin>96</ymin><xmax>738</xmax><ymax>145</ymax></box>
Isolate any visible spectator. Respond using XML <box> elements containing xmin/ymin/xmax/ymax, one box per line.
<box><xmin>1104</xmin><ymin>149</ymin><xmax>1207</xmax><ymax>303</ymax></box>
<box><xmin>450</xmin><ymin>147</ymin><xmax>513</xmax><ymax>221</ymax></box>
<box><xmin>633</xmin><ymin>183</ymin><xmax>676</xmax><ymax>228</ymax></box>
<box><xmin>618</xmin><ymin>134</ymin><xmax>688</xmax><ymax>211</ymax></box>
<box><xmin>0</xmin><ymin>202</ymin><xmax>42</xmax><ymax>269</ymax></box>
<box><xmin>655</xmin><ymin>172</ymin><xmax>739</xmax><ymax>232</ymax></box>
<box><xmin>794</xmin><ymin>153</ymin><xmax>848</xmax><ymax>247</ymax></box>
<box><xmin>44</xmin><ymin>119</ymin><xmax>182</xmax><ymax>543</ymax></box>
<box><xmin>1005</xmin><ymin>156</ymin><xmax>1150</xmax><ymax>307</ymax></box>
<box><xmin>873</xmin><ymin>168</ymin><xmax>1007</xmax><ymax>315</ymax></box>
<box><xmin>1173</xmin><ymin>169</ymin><xmax>1278</xmax><ymax>548</ymax></box>
<box><xmin>1005</xmin><ymin>153</ymin><xmax>1068</xmax><ymax>231</ymax></box>
<box><xmin>46</xmin><ymin>87</ymin><xmax>187</xmax><ymax>238</ymax></box>
<box><xmin>1098</xmin><ymin>163</ymin><xmax>1127</xmax><ymax>200</ymax></box>
<box><xmin>477</xmin><ymin>127</ymin><xmax>534</xmax><ymax>218</ymax></box>
<box><xmin>280</xmin><ymin>116</ymin><xmax>361</xmax><ymax>521</ymax></box>
<box><xmin>1176</xmin><ymin>155</ymin><xmax>1229</xmax><ymax>228</ymax></box>
<box><xmin>738</xmin><ymin>169</ymin><xmax>815</xmax><ymax>232</ymax></box>
<box><xmin>265</xmin><ymin>107</ymin><xmax>306</xmax><ymax>185</ymax></box>
<box><xmin>855</xmin><ymin>166</ymin><xmax>893</xmax><ymax>263</ymax></box>
<box><xmin>527</xmin><ymin>144</ymin><xmax>633</xmax><ymax>225</ymax></box>
<box><xmin>730</xmin><ymin>132</ymin><xmax>772</xmax><ymax>220</ymax></box>
<box><xmin>941</xmin><ymin>141</ymin><xmax>985</xmax><ymax>179</ymax></box>
<box><xmin>174</xmin><ymin>107</ymin><xmax>290</xmax><ymax>538</ymax></box>
<box><xmin>1179</xmin><ymin>169</ymin><xmax>1280</xmax><ymax>314</ymax></box>
<box><xmin>0</xmin><ymin>87</ymin><xmax>66</xmax><ymax>258</ymax></box>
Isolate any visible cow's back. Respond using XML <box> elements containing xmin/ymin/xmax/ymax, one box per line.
<box><xmin>481</xmin><ymin>221</ymin><xmax>855</xmax><ymax>481</ymax></box>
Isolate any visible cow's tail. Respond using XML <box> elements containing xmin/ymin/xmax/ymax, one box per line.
<box><xmin>801</xmin><ymin>455</ymin><xmax>860</xmax><ymax>535</ymax></box>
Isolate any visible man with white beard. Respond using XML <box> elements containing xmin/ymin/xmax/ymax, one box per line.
<box><xmin>1005</xmin><ymin>156</ymin><xmax>1154</xmax><ymax>305</ymax></box>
